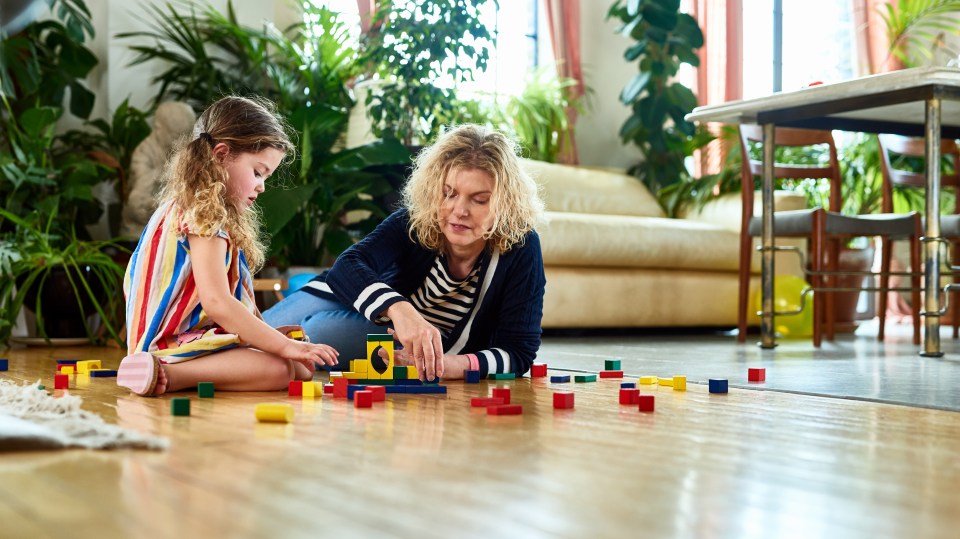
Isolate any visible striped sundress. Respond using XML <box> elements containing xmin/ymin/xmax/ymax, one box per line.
<box><xmin>123</xmin><ymin>201</ymin><xmax>259</xmax><ymax>362</ymax></box>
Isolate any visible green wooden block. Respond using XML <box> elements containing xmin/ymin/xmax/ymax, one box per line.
<box><xmin>36</xmin><ymin>385</ymin><xmax>45</xmax><ymax>390</ymax></box>
<box><xmin>171</xmin><ymin>397</ymin><xmax>191</xmax><ymax>416</ymax></box>
<box><xmin>366</xmin><ymin>334</ymin><xmax>393</xmax><ymax>342</ymax></box>
<box><xmin>605</xmin><ymin>360</ymin><xmax>621</xmax><ymax>371</ymax></box>
<box><xmin>197</xmin><ymin>382</ymin><xmax>215</xmax><ymax>398</ymax></box>
<box><xmin>393</xmin><ymin>366</ymin><xmax>408</xmax><ymax>380</ymax></box>
<box><xmin>575</xmin><ymin>374</ymin><xmax>597</xmax><ymax>383</ymax></box>
<box><xmin>357</xmin><ymin>379</ymin><xmax>396</xmax><ymax>385</ymax></box>
<box><xmin>487</xmin><ymin>373</ymin><xmax>516</xmax><ymax>380</ymax></box>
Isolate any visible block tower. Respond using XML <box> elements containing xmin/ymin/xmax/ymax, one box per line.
<box><xmin>366</xmin><ymin>333</ymin><xmax>395</xmax><ymax>380</ymax></box>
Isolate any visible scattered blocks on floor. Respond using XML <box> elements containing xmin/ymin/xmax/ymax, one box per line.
<box><xmin>553</xmin><ymin>391</ymin><xmax>575</xmax><ymax>409</ymax></box>
<box><xmin>288</xmin><ymin>380</ymin><xmax>303</xmax><ymax>397</ymax></box>
<box><xmin>487</xmin><ymin>373</ymin><xmax>516</xmax><ymax>380</ymax></box>
<box><xmin>302</xmin><ymin>380</ymin><xmax>316</xmax><ymax>398</ymax></box>
<box><xmin>658</xmin><ymin>378</ymin><xmax>674</xmax><ymax>387</ymax></box>
<box><xmin>639</xmin><ymin>376</ymin><xmax>657</xmax><ymax>385</ymax></box>
<box><xmin>54</xmin><ymin>374</ymin><xmax>69</xmax><ymax>389</ymax></box>
<box><xmin>621</xmin><ymin>382</ymin><xmax>636</xmax><ymax>388</ymax></box>
<box><xmin>323</xmin><ymin>383</ymin><xmax>334</xmax><ymax>395</ymax></box>
<box><xmin>464</xmin><ymin>370</ymin><xmax>481</xmax><ymax>383</ymax></box>
<box><xmin>332</xmin><ymin>377</ymin><xmax>349</xmax><ymax>398</ymax></box>
<box><xmin>197</xmin><ymin>382</ymin><xmax>215</xmax><ymax>398</ymax></box>
<box><xmin>354</xmin><ymin>390</ymin><xmax>373</xmax><ymax>408</ymax></box>
<box><xmin>530</xmin><ymin>364</ymin><xmax>548</xmax><ymax>377</ymax></box>
<box><xmin>748</xmin><ymin>368</ymin><xmax>766</xmax><ymax>382</ymax></box>
<box><xmin>171</xmin><ymin>398</ymin><xmax>191</xmax><ymax>416</ymax></box>
<box><xmin>59</xmin><ymin>366</ymin><xmax>75</xmax><ymax>375</ymax></box>
<box><xmin>347</xmin><ymin>385</ymin><xmax>368</xmax><ymax>400</ymax></box>
<box><xmin>619</xmin><ymin>388</ymin><xmax>640</xmax><ymax>405</ymax></box>
<box><xmin>255</xmin><ymin>403</ymin><xmax>293</xmax><ymax>423</ymax></box>
<box><xmin>550</xmin><ymin>375</ymin><xmax>571</xmax><ymax>383</ymax></box>
<box><xmin>605</xmin><ymin>360</ymin><xmax>621</xmax><ymax>371</ymax></box>
<box><xmin>487</xmin><ymin>404</ymin><xmax>523</xmax><ymax>415</ymax></box>
<box><xmin>404</xmin><ymin>385</ymin><xmax>447</xmax><ymax>394</ymax></box>
<box><xmin>575</xmin><ymin>374</ymin><xmax>597</xmax><ymax>383</ymax></box>
<box><xmin>368</xmin><ymin>385</ymin><xmax>386</xmax><ymax>402</ymax></box>
<box><xmin>673</xmin><ymin>376</ymin><xmax>686</xmax><ymax>391</ymax></box>
<box><xmin>472</xmin><ymin>397</ymin><xmax>505</xmax><ymax>407</ymax></box>
<box><xmin>492</xmin><ymin>387</ymin><xmax>511</xmax><ymax>405</ymax></box>
<box><xmin>75</xmin><ymin>360</ymin><xmax>101</xmax><ymax>374</ymax></box>
<box><xmin>709</xmin><ymin>379</ymin><xmax>728</xmax><ymax>393</ymax></box>
<box><xmin>599</xmin><ymin>370</ymin><xmax>624</xmax><ymax>379</ymax></box>
<box><xmin>90</xmin><ymin>369</ymin><xmax>118</xmax><ymax>378</ymax></box>
<box><xmin>638</xmin><ymin>395</ymin><xmax>655</xmax><ymax>412</ymax></box>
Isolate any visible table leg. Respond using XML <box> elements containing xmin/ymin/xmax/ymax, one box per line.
<box><xmin>761</xmin><ymin>123</ymin><xmax>777</xmax><ymax>349</ymax></box>
<box><xmin>922</xmin><ymin>97</ymin><xmax>944</xmax><ymax>357</ymax></box>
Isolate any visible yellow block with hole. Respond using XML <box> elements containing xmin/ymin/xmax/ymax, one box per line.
<box><xmin>366</xmin><ymin>334</ymin><xmax>394</xmax><ymax>380</ymax></box>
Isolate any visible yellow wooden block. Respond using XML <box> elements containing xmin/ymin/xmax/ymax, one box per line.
<box><xmin>255</xmin><ymin>403</ymin><xmax>293</xmax><ymax>423</ymax></box>
<box><xmin>61</xmin><ymin>366</ymin><xmax>75</xmax><ymax>375</ymax></box>
<box><xmin>302</xmin><ymin>381</ymin><xmax>315</xmax><ymax>398</ymax></box>
<box><xmin>366</xmin><ymin>335</ymin><xmax>395</xmax><ymax>379</ymax></box>
<box><xmin>639</xmin><ymin>376</ymin><xmax>657</xmax><ymax>385</ymax></box>
<box><xmin>288</xmin><ymin>330</ymin><xmax>304</xmax><ymax>340</ymax></box>
<box><xmin>673</xmin><ymin>375</ymin><xmax>687</xmax><ymax>391</ymax></box>
<box><xmin>658</xmin><ymin>377</ymin><xmax>674</xmax><ymax>387</ymax></box>
<box><xmin>343</xmin><ymin>372</ymin><xmax>364</xmax><ymax>379</ymax></box>
<box><xmin>312</xmin><ymin>381</ymin><xmax>324</xmax><ymax>397</ymax></box>
<box><xmin>406</xmin><ymin>366</ymin><xmax>418</xmax><ymax>379</ymax></box>
<box><xmin>76</xmin><ymin>360</ymin><xmax>101</xmax><ymax>374</ymax></box>
<box><xmin>366</xmin><ymin>370</ymin><xmax>381</xmax><ymax>380</ymax></box>
<box><xmin>352</xmin><ymin>359</ymin><xmax>370</xmax><ymax>374</ymax></box>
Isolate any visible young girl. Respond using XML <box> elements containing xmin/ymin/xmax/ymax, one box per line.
<box><xmin>118</xmin><ymin>96</ymin><xmax>338</xmax><ymax>396</ymax></box>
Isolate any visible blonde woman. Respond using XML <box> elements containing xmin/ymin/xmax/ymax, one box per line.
<box><xmin>264</xmin><ymin>124</ymin><xmax>546</xmax><ymax>381</ymax></box>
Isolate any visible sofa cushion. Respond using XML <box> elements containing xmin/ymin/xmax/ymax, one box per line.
<box><xmin>522</xmin><ymin>159</ymin><xmax>665</xmax><ymax>218</ymax></box>
<box><xmin>538</xmin><ymin>211</ymin><xmax>741</xmax><ymax>272</ymax></box>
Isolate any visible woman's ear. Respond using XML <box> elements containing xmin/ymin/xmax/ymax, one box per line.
<box><xmin>212</xmin><ymin>142</ymin><xmax>230</xmax><ymax>163</ymax></box>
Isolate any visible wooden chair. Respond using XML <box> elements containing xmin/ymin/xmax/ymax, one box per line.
<box><xmin>738</xmin><ymin>125</ymin><xmax>921</xmax><ymax>346</ymax></box>
<box><xmin>877</xmin><ymin>133</ymin><xmax>960</xmax><ymax>337</ymax></box>
<box><xmin>252</xmin><ymin>278</ymin><xmax>287</xmax><ymax>310</ymax></box>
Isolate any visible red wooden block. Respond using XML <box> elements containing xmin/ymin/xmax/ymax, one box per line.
<box><xmin>54</xmin><ymin>374</ymin><xmax>69</xmax><ymax>389</ymax></box>
<box><xmin>323</xmin><ymin>383</ymin><xmax>334</xmax><ymax>395</ymax></box>
<box><xmin>530</xmin><ymin>364</ymin><xmax>548</xmax><ymax>377</ymax></box>
<box><xmin>487</xmin><ymin>404</ymin><xmax>523</xmax><ymax>415</ymax></box>
<box><xmin>288</xmin><ymin>380</ymin><xmax>302</xmax><ymax>397</ymax></box>
<box><xmin>333</xmin><ymin>377</ymin><xmax>349</xmax><ymax>398</ymax></box>
<box><xmin>354</xmin><ymin>390</ymin><xmax>373</xmax><ymax>408</ymax></box>
<box><xmin>471</xmin><ymin>397</ymin><xmax>505</xmax><ymax>407</ymax></box>
<box><xmin>638</xmin><ymin>394</ymin><xmax>655</xmax><ymax>412</ymax></box>
<box><xmin>368</xmin><ymin>385</ymin><xmax>386</xmax><ymax>402</ymax></box>
<box><xmin>748</xmin><ymin>368</ymin><xmax>766</xmax><ymax>382</ymax></box>
<box><xmin>619</xmin><ymin>388</ymin><xmax>640</xmax><ymax>404</ymax></box>
<box><xmin>553</xmin><ymin>391</ymin><xmax>574</xmax><ymax>409</ymax></box>
<box><xmin>600</xmin><ymin>370</ymin><xmax>624</xmax><ymax>379</ymax></box>
<box><xmin>491</xmin><ymin>387</ymin><xmax>511</xmax><ymax>405</ymax></box>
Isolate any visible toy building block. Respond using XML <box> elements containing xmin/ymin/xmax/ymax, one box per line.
<box><xmin>406</xmin><ymin>366</ymin><xmax>419</xmax><ymax>379</ymax></box>
<box><xmin>197</xmin><ymin>382</ymin><xmax>215</xmax><ymax>398</ymax></box>
<box><xmin>37</xmin><ymin>385</ymin><xmax>45</xmax><ymax>390</ymax></box>
<box><xmin>385</xmin><ymin>386</ymin><xmax>406</xmax><ymax>394</ymax></box>
<box><xmin>621</xmin><ymin>382</ymin><xmax>636</xmax><ymax>389</ymax></box>
<box><xmin>333</xmin><ymin>378</ymin><xmax>349</xmax><ymax>399</ymax></box>
<box><xmin>343</xmin><ymin>372</ymin><xmax>365</xmax><ymax>379</ymax></box>
<box><xmin>424</xmin><ymin>376</ymin><xmax>441</xmax><ymax>384</ymax></box>
<box><xmin>347</xmin><ymin>385</ymin><xmax>368</xmax><ymax>400</ymax></box>
<box><xmin>619</xmin><ymin>388</ymin><xmax>640</xmax><ymax>405</ymax></box>
<box><xmin>464</xmin><ymin>370</ymin><xmax>481</xmax><ymax>384</ymax></box>
<box><xmin>255</xmin><ymin>403</ymin><xmax>293</xmax><ymax>423</ymax></box>
<box><xmin>599</xmin><ymin>370</ymin><xmax>624</xmax><ymax>379</ymax></box>
<box><xmin>171</xmin><ymin>398</ymin><xmax>191</xmax><ymax>416</ymax></box>
<box><xmin>605</xmin><ymin>359</ymin><xmax>621</xmax><ymax>371</ymax></box>
<box><xmin>410</xmin><ymin>385</ymin><xmax>447</xmax><ymax>394</ymax></box>
<box><xmin>709</xmin><ymin>379</ymin><xmax>728</xmax><ymax>393</ymax></box>
<box><xmin>550</xmin><ymin>375</ymin><xmax>571</xmax><ymax>383</ymax></box>
<box><xmin>312</xmin><ymin>382</ymin><xmax>325</xmax><ymax>397</ymax></box>
<box><xmin>639</xmin><ymin>376</ymin><xmax>657</xmax><ymax>385</ymax></box>
<box><xmin>354</xmin><ymin>390</ymin><xmax>374</xmax><ymax>408</ymax></box>
<box><xmin>575</xmin><ymin>374</ymin><xmax>597</xmax><ymax>383</ymax></box>
<box><xmin>350</xmin><ymin>359</ymin><xmax>369</xmax><ymax>374</ymax></box>
<box><xmin>90</xmin><ymin>369</ymin><xmax>118</xmax><ymax>378</ymax></box>
<box><xmin>302</xmin><ymin>380</ymin><xmax>316</xmax><ymax>398</ymax></box>
<box><xmin>54</xmin><ymin>374</ymin><xmax>69</xmax><ymax>389</ymax></box>
<box><xmin>673</xmin><ymin>376</ymin><xmax>687</xmax><ymax>391</ymax></box>
<box><xmin>487</xmin><ymin>404</ymin><xmax>522</xmax><ymax>415</ymax></box>
<box><xmin>638</xmin><ymin>395</ymin><xmax>655</xmax><ymax>412</ymax></box>
<box><xmin>530</xmin><ymin>364</ymin><xmax>548</xmax><ymax>377</ymax></box>
<box><xmin>60</xmin><ymin>366</ymin><xmax>75</xmax><ymax>375</ymax></box>
<box><xmin>487</xmin><ymin>373</ymin><xmax>516</xmax><ymax>380</ymax></box>
<box><xmin>553</xmin><ymin>392</ymin><xmax>575</xmax><ymax>409</ymax></box>
<box><xmin>288</xmin><ymin>380</ymin><xmax>303</xmax><ymax>396</ymax></box>
<box><xmin>323</xmin><ymin>383</ymin><xmax>334</xmax><ymax>395</ymax></box>
<box><xmin>286</xmin><ymin>329</ymin><xmax>305</xmax><ymax>341</ymax></box>
<box><xmin>471</xmin><ymin>397</ymin><xmax>505</xmax><ymax>407</ymax></box>
<box><xmin>367</xmin><ymin>334</ymin><xmax>395</xmax><ymax>379</ymax></box>
<box><xmin>397</xmin><ymin>379</ymin><xmax>423</xmax><ymax>386</ymax></box>
<box><xmin>658</xmin><ymin>378</ymin><xmax>674</xmax><ymax>387</ymax></box>
<box><xmin>75</xmin><ymin>360</ymin><xmax>102</xmax><ymax>374</ymax></box>
<box><xmin>492</xmin><ymin>387</ymin><xmax>511</xmax><ymax>404</ymax></box>
<box><xmin>748</xmin><ymin>368</ymin><xmax>766</xmax><ymax>382</ymax></box>
<box><xmin>393</xmin><ymin>366</ymin><xmax>408</xmax><ymax>380</ymax></box>
<box><xmin>0</xmin><ymin>359</ymin><xmax>8</xmax><ymax>371</ymax></box>
<box><xmin>56</xmin><ymin>359</ymin><xmax>78</xmax><ymax>365</ymax></box>
<box><xmin>368</xmin><ymin>385</ymin><xmax>386</xmax><ymax>402</ymax></box>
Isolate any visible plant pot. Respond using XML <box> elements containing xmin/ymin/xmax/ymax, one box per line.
<box><xmin>830</xmin><ymin>246</ymin><xmax>876</xmax><ymax>333</ymax></box>
<box><xmin>19</xmin><ymin>265</ymin><xmax>106</xmax><ymax>338</ymax></box>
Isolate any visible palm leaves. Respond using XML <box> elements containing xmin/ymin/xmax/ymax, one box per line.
<box><xmin>881</xmin><ymin>0</ymin><xmax>960</xmax><ymax>67</ymax></box>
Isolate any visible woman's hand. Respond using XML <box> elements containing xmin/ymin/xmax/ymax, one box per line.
<box><xmin>280</xmin><ymin>340</ymin><xmax>339</xmax><ymax>370</ymax></box>
<box><xmin>382</xmin><ymin>343</ymin><xmax>469</xmax><ymax>380</ymax></box>
<box><xmin>384</xmin><ymin>302</ymin><xmax>444</xmax><ymax>381</ymax></box>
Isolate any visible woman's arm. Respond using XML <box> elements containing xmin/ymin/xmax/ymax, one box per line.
<box><xmin>189</xmin><ymin>235</ymin><xmax>339</xmax><ymax>367</ymax></box>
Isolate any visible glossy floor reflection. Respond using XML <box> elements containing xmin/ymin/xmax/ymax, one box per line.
<box><xmin>542</xmin><ymin>319</ymin><xmax>960</xmax><ymax>411</ymax></box>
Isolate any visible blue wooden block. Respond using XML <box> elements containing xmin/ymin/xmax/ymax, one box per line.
<box><xmin>404</xmin><ymin>385</ymin><xmax>447</xmax><ymax>394</ymax></box>
<box><xmin>464</xmin><ymin>370</ymin><xmax>481</xmax><ymax>384</ymax></box>
<box><xmin>385</xmin><ymin>386</ymin><xmax>406</xmax><ymax>393</ymax></box>
<box><xmin>709</xmin><ymin>379</ymin><xmax>728</xmax><ymax>394</ymax></box>
<box><xmin>620</xmin><ymin>382</ymin><xmax>636</xmax><ymax>388</ymax></box>
<box><xmin>347</xmin><ymin>385</ymin><xmax>368</xmax><ymax>400</ymax></box>
<box><xmin>56</xmin><ymin>359</ymin><xmax>79</xmax><ymax>365</ymax></box>
<box><xmin>90</xmin><ymin>369</ymin><xmax>118</xmax><ymax>378</ymax></box>
<box><xmin>0</xmin><ymin>359</ymin><xmax>7</xmax><ymax>371</ymax></box>
<box><xmin>397</xmin><ymin>379</ymin><xmax>423</xmax><ymax>385</ymax></box>
<box><xmin>550</xmin><ymin>375</ymin><xmax>570</xmax><ymax>383</ymax></box>
<box><xmin>424</xmin><ymin>376</ymin><xmax>441</xmax><ymax>384</ymax></box>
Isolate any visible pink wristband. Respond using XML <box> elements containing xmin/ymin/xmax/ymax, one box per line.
<box><xmin>466</xmin><ymin>353</ymin><xmax>479</xmax><ymax>371</ymax></box>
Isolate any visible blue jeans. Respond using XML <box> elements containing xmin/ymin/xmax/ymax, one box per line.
<box><xmin>262</xmin><ymin>291</ymin><xmax>388</xmax><ymax>368</ymax></box>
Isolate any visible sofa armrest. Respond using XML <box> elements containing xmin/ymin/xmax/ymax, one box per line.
<box><xmin>680</xmin><ymin>191</ymin><xmax>809</xmax><ymax>232</ymax></box>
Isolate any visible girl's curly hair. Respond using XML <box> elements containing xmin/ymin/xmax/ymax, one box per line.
<box><xmin>402</xmin><ymin>124</ymin><xmax>544</xmax><ymax>253</ymax></box>
<box><xmin>159</xmin><ymin>96</ymin><xmax>293</xmax><ymax>272</ymax></box>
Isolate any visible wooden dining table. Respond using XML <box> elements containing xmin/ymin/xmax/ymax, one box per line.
<box><xmin>687</xmin><ymin>67</ymin><xmax>960</xmax><ymax>356</ymax></box>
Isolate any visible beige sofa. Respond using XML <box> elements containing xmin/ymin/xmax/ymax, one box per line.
<box><xmin>523</xmin><ymin>159</ymin><xmax>807</xmax><ymax>329</ymax></box>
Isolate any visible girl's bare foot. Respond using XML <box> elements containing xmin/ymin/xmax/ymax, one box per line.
<box><xmin>152</xmin><ymin>363</ymin><xmax>168</xmax><ymax>396</ymax></box>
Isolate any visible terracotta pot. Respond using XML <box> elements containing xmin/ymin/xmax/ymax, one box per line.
<box><xmin>831</xmin><ymin>246</ymin><xmax>876</xmax><ymax>333</ymax></box>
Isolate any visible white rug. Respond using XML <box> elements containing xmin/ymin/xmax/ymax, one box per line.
<box><xmin>0</xmin><ymin>379</ymin><xmax>168</xmax><ymax>451</ymax></box>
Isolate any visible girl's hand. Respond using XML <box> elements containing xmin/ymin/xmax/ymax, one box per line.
<box><xmin>281</xmin><ymin>340</ymin><xmax>339</xmax><ymax>369</ymax></box>
<box><xmin>383</xmin><ymin>306</ymin><xmax>444</xmax><ymax>381</ymax></box>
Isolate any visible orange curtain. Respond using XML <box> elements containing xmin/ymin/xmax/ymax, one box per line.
<box><xmin>689</xmin><ymin>0</ymin><xmax>743</xmax><ymax>177</ymax></box>
<box><xmin>852</xmin><ymin>0</ymin><xmax>904</xmax><ymax>75</ymax></box>
<box><xmin>543</xmin><ymin>0</ymin><xmax>584</xmax><ymax>165</ymax></box>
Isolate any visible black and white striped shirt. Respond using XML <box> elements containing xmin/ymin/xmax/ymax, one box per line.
<box><xmin>386</xmin><ymin>256</ymin><xmax>482</xmax><ymax>337</ymax></box>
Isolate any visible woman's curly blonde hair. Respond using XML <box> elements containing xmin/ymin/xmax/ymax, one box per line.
<box><xmin>402</xmin><ymin>124</ymin><xmax>544</xmax><ymax>253</ymax></box>
<box><xmin>159</xmin><ymin>96</ymin><xmax>293</xmax><ymax>272</ymax></box>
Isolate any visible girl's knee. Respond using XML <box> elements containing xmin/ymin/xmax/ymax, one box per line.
<box><xmin>262</xmin><ymin>358</ymin><xmax>296</xmax><ymax>388</ymax></box>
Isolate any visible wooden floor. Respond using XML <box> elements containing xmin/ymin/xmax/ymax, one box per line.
<box><xmin>1</xmin><ymin>345</ymin><xmax>959</xmax><ymax>539</ymax></box>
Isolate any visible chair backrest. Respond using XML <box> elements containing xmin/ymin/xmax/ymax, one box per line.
<box><xmin>877</xmin><ymin>133</ymin><xmax>960</xmax><ymax>213</ymax></box>
<box><xmin>738</xmin><ymin>125</ymin><xmax>843</xmax><ymax>226</ymax></box>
